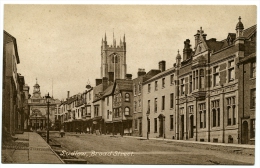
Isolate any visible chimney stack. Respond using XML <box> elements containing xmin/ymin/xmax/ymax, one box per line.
<box><xmin>102</xmin><ymin>77</ymin><xmax>108</xmax><ymax>90</ymax></box>
<box><xmin>159</xmin><ymin>60</ymin><xmax>166</xmax><ymax>72</ymax></box>
<box><xmin>95</xmin><ymin>79</ymin><xmax>102</xmax><ymax>86</ymax></box>
<box><xmin>67</xmin><ymin>91</ymin><xmax>70</xmax><ymax>99</ymax></box>
<box><xmin>137</xmin><ymin>68</ymin><xmax>146</xmax><ymax>77</ymax></box>
<box><xmin>125</xmin><ymin>74</ymin><xmax>132</xmax><ymax>80</ymax></box>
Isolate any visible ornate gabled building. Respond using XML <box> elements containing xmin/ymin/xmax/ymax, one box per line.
<box><xmin>28</xmin><ymin>79</ymin><xmax>60</xmax><ymax>131</ymax></box>
<box><xmin>175</xmin><ymin>16</ymin><xmax>256</xmax><ymax>144</ymax></box>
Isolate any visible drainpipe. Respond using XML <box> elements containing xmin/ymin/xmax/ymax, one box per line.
<box><xmin>195</xmin><ymin>98</ymin><xmax>198</xmax><ymax>141</ymax></box>
<box><xmin>221</xmin><ymin>85</ymin><xmax>225</xmax><ymax>143</ymax></box>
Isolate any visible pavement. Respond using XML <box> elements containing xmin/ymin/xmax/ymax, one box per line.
<box><xmin>123</xmin><ymin>135</ymin><xmax>255</xmax><ymax>149</ymax></box>
<box><xmin>2</xmin><ymin>132</ymin><xmax>64</xmax><ymax>164</ymax></box>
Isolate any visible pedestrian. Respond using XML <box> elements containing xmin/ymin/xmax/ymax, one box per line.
<box><xmin>60</xmin><ymin>127</ymin><xmax>65</xmax><ymax>137</ymax></box>
<box><xmin>76</xmin><ymin>127</ymin><xmax>79</xmax><ymax>134</ymax></box>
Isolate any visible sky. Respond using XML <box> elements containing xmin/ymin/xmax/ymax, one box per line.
<box><xmin>2</xmin><ymin>4</ymin><xmax>257</xmax><ymax>100</ymax></box>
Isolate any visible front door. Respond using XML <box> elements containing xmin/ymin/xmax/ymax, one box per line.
<box><xmin>242</xmin><ymin>121</ymin><xmax>248</xmax><ymax>144</ymax></box>
<box><xmin>139</xmin><ymin>119</ymin><xmax>142</xmax><ymax>136</ymax></box>
<box><xmin>181</xmin><ymin>115</ymin><xmax>184</xmax><ymax>140</ymax></box>
<box><xmin>159</xmin><ymin>118</ymin><xmax>163</xmax><ymax>137</ymax></box>
<box><xmin>190</xmin><ymin>115</ymin><xmax>194</xmax><ymax>138</ymax></box>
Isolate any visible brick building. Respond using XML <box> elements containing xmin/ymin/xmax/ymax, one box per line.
<box><xmin>174</xmin><ymin>17</ymin><xmax>256</xmax><ymax>144</ymax></box>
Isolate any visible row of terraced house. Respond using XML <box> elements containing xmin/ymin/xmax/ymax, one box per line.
<box><xmin>56</xmin><ymin>17</ymin><xmax>256</xmax><ymax>144</ymax></box>
<box><xmin>3</xmin><ymin>31</ymin><xmax>30</xmax><ymax>136</ymax></box>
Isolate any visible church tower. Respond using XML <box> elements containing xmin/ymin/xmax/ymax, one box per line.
<box><xmin>100</xmin><ymin>33</ymin><xmax>127</xmax><ymax>80</ymax></box>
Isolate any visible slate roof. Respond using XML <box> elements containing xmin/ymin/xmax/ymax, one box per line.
<box><xmin>243</xmin><ymin>25</ymin><xmax>257</xmax><ymax>39</ymax></box>
<box><xmin>239</xmin><ymin>52</ymin><xmax>256</xmax><ymax>63</ymax></box>
<box><xmin>103</xmin><ymin>84</ymin><xmax>114</xmax><ymax>97</ymax></box>
<box><xmin>144</xmin><ymin>67</ymin><xmax>175</xmax><ymax>84</ymax></box>
<box><xmin>206</xmin><ymin>24</ymin><xmax>256</xmax><ymax>52</ymax></box>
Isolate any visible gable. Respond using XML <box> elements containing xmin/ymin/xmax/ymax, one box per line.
<box><xmin>194</xmin><ymin>41</ymin><xmax>208</xmax><ymax>55</ymax></box>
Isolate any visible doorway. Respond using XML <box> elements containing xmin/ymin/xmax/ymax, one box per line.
<box><xmin>242</xmin><ymin>121</ymin><xmax>248</xmax><ymax>144</ymax></box>
<box><xmin>181</xmin><ymin>115</ymin><xmax>184</xmax><ymax>140</ymax></box>
<box><xmin>139</xmin><ymin>119</ymin><xmax>142</xmax><ymax>136</ymax></box>
<box><xmin>190</xmin><ymin>115</ymin><xmax>194</xmax><ymax>138</ymax></box>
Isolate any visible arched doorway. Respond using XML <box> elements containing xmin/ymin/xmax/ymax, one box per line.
<box><xmin>190</xmin><ymin>115</ymin><xmax>194</xmax><ymax>138</ymax></box>
<box><xmin>242</xmin><ymin>121</ymin><xmax>248</xmax><ymax>144</ymax></box>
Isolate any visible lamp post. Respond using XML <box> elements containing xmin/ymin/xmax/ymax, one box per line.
<box><xmin>33</xmin><ymin>111</ymin><xmax>38</xmax><ymax>132</ymax></box>
<box><xmin>146</xmin><ymin>112</ymin><xmax>149</xmax><ymax>140</ymax></box>
<box><xmin>45</xmin><ymin>92</ymin><xmax>51</xmax><ymax>143</ymax></box>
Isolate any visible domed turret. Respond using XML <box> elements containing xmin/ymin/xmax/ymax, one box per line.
<box><xmin>176</xmin><ymin>50</ymin><xmax>182</xmax><ymax>67</ymax></box>
<box><xmin>236</xmin><ymin>16</ymin><xmax>244</xmax><ymax>37</ymax></box>
<box><xmin>176</xmin><ymin>49</ymin><xmax>181</xmax><ymax>60</ymax></box>
<box><xmin>236</xmin><ymin>16</ymin><xmax>244</xmax><ymax>30</ymax></box>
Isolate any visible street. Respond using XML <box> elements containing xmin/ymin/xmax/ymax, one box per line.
<box><xmin>50</xmin><ymin>132</ymin><xmax>254</xmax><ymax>164</ymax></box>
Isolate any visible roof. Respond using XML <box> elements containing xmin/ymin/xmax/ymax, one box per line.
<box><xmin>4</xmin><ymin>30</ymin><xmax>20</xmax><ymax>64</ymax></box>
<box><xmin>208</xmin><ymin>24</ymin><xmax>256</xmax><ymax>53</ymax></box>
<box><xmin>205</xmin><ymin>39</ymin><xmax>224</xmax><ymax>52</ymax></box>
<box><xmin>144</xmin><ymin>67</ymin><xmax>175</xmax><ymax>84</ymax></box>
<box><xmin>66</xmin><ymin>96</ymin><xmax>77</xmax><ymax>104</ymax></box>
<box><xmin>103</xmin><ymin>84</ymin><xmax>114</xmax><ymax>97</ymax></box>
<box><xmin>243</xmin><ymin>25</ymin><xmax>257</xmax><ymax>39</ymax></box>
<box><xmin>93</xmin><ymin>83</ymin><xmax>104</xmax><ymax>102</ymax></box>
<box><xmin>239</xmin><ymin>52</ymin><xmax>256</xmax><ymax>64</ymax></box>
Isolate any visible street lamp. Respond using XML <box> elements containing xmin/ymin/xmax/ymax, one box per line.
<box><xmin>45</xmin><ymin>92</ymin><xmax>51</xmax><ymax>143</ymax></box>
<box><xmin>146</xmin><ymin>112</ymin><xmax>149</xmax><ymax>140</ymax></box>
<box><xmin>33</xmin><ymin>111</ymin><xmax>38</xmax><ymax>132</ymax></box>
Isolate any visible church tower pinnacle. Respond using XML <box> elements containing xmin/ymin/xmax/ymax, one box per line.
<box><xmin>100</xmin><ymin>32</ymin><xmax>127</xmax><ymax>80</ymax></box>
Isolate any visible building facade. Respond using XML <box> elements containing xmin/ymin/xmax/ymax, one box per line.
<box><xmin>174</xmin><ymin>17</ymin><xmax>256</xmax><ymax>144</ymax></box>
<box><xmin>28</xmin><ymin>80</ymin><xmax>60</xmax><ymax>131</ymax></box>
<box><xmin>3</xmin><ymin>31</ymin><xmax>24</xmax><ymax>135</ymax></box>
<box><xmin>132</xmin><ymin>68</ymin><xmax>161</xmax><ymax>137</ymax></box>
<box><xmin>142</xmin><ymin>61</ymin><xmax>177</xmax><ymax>139</ymax></box>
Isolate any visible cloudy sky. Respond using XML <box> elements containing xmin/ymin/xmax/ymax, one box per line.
<box><xmin>3</xmin><ymin>4</ymin><xmax>257</xmax><ymax>100</ymax></box>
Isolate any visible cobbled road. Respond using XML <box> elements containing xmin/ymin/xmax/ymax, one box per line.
<box><xmin>50</xmin><ymin>132</ymin><xmax>254</xmax><ymax>165</ymax></box>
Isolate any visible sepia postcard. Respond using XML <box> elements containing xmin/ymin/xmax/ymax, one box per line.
<box><xmin>1</xmin><ymin>1</ymin><xmax>258</xmax><ymax>166</ymax></box>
